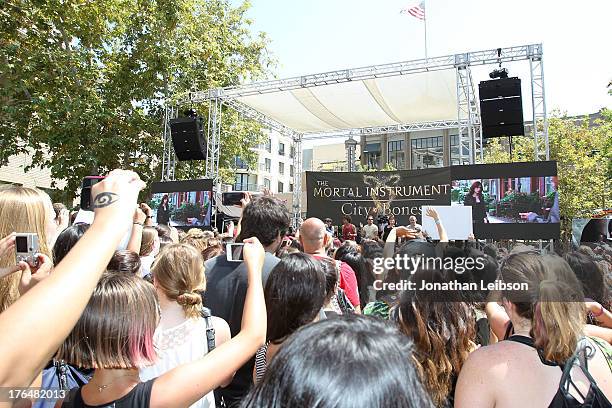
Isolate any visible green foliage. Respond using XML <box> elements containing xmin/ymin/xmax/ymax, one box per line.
<box><xmin>172</xmin><ymin>202</ymin><xmax>206</xmax><ymax>222</ymax></box>
<box><xmin>0</xmin><ymin>0</ymin><xmax>273</xmax><ymax>198</ymax></box>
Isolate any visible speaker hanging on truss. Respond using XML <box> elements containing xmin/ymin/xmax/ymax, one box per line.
<box><xmin>169</xmin><ymin>110</ymin><xmax>207</xmax><ymax>161</ymax></box>
<box><xmin>479</xmin><ymin>70</ymin><xmax>525</xmax><ymax>139</ymax></box>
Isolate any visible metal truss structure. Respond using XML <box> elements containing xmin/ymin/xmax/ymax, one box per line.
<box><xmin>161</xmin><ymin>105</ymin><xmax>178</xmax><ymax>181</ymax></box>
<box><xmin>528</xmin><ymin>44</ymin><xmax>549</xmax><ymax>161</ymax></box>
<box><xmin>162</xmin><ymin>43</ymin><xmax>549</xmax><ymax>227</ymax></box>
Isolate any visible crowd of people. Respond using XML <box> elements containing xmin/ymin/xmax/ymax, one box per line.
<box><xmin>0</xmin><ymin>170</ymin><xmax>610</xmax><ymax>407</ymax></box>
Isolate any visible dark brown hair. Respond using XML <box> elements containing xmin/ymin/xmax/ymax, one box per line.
<box><xmin>57</xmin><ymin>272</ymin><xmax>159</xmax><ymax>369</ymax></box>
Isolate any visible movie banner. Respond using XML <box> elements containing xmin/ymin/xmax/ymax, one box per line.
<box><xmin>306</xmin><ymin>161</ymin><xmax>560</xmax><ymax>240</ymax></box>
<box><xmin>306</xmin><ymin>167</ymin><xmax>451</xmax><ymax>226</ymax></box>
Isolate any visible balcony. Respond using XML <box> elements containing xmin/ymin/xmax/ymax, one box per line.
<box><xmin>233</xmin><ymin>183</ymin><xmax>262</xmax><ymax>191</ymax></box>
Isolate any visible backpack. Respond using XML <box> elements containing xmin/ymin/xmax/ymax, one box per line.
<box><xmin>34</xmin><ymin>360</ymin><xmax>91</xmax><ymax>408</ymax></box>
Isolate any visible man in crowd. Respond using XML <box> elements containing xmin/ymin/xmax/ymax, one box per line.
<box><xmin>300</xmin><ymin>217</ymin><xmax>361</xmax><ymax>311</ymax></box>
<box><xmin>324</xmin><ymin>217</ymin><xmax>334</xmax><ymax>235</ymax></box>
<box><xmin>361</xmin><ymin>215</ymin><xmax>379</xmax><ymax>240</ymax></box>
<box><xmin>407</xmin><ymin>215</ymin><xmax>423</xmax><ymax>233</ymax></box>
<box><xmin>203</xmin><ymin>196</ymin><xmax>291</xmax><ymax>407</ymax></box>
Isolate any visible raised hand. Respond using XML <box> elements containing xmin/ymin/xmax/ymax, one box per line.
<box><xmin>17</xmin><ymin>253</ymin><xmax>53</xmax><ymax>295</ymax></box>
<box><xmin>242</xmin><ymin>237</ymin><xmax>265</xmax><ymax>275</ymax></box>
<box><xmin>90</xmin><ymin>170</ymin><xmax>145</xmax><ymax>231</ymax></box>
<box><xmin>0</xmin><ymin>233</ymin><xmax>20</xmax><ymax>279</ymax></box>
<box><xmin>424</xmin><ymin>207</ymin><xmax>440</xmax><ymax>221</ymax></box>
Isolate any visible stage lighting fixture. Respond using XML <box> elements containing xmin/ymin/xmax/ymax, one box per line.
<box><xmin>489</xmin><ymin>68</ymin><xmax>509</xmax><ymax>79</ymax></box>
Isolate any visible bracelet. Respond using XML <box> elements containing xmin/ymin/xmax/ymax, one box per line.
<box><xmin>592</xmin><ymin>304</ymin><xmax>605</xmax><ymax>317</ymax></box>
<box><xmin>133</xmin><ymin>222</ymin><xmax>144</xmax><ymax>227</ymax></box>
<box><xmin>434</xmin><ymin>219</ymin><xmax>441</xmax><ymax>225</ymax></box>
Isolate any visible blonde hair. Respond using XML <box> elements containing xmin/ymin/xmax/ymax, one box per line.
<box><xmin>501</xmin><ymin>253</ymin><xmax>585</xmax><ymax>363</ymax></box>
<box><xmin>152</xmin><ymin>243</ymin><xmax>205</xmax><ymax>318</ymax></box>
<box><xmin>139</xmin><ymin>226</ymin><xmax>158</xmax><ymax>256</ymax></box>
<box><xmin>0</xmin><ymin>186</ymin><xmax>53</xmax><ymax>313</ymax></box>
<box><xmin>181</xmin><ymin>229</ymin><xmax>210</xmax><ymax>253</ymax></box>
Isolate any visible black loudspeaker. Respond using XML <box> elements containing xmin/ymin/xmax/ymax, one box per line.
<box><xmin>169</xmin><ymin>117</ymin><xmax>207</xmax><ymax>161</ymax></box>
<box><xmin>479</xmin><ymin>78</ymin><xmax>524</xmax><ymax>139</ymax></box>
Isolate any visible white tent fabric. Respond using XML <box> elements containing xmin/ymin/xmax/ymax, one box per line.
<box><xmin>237</xmin><ymin>70</ymin><xmax>458</xmax><ymax>133</ymax></box>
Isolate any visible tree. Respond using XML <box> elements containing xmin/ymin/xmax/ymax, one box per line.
<box><xmin>0</xmin><ymin>0</ymin><xmax>272</xmax><ymax>200</ymax></box>
<box><xmin>483</xmin><ymin>110</ymin><xmax>612</xmax><ymax>241</ymax></box>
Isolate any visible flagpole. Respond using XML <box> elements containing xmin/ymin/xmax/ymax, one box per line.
<box><xmin>423</xmin><ymin>1</ymin><xmax>428</xmax><ymax>59</ymax></box>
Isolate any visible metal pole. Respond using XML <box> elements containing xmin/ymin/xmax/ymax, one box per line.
<box><xmin>424</xmin><ymin>1</ymin><xmax>428</xmax><ymax>59</ymax></box>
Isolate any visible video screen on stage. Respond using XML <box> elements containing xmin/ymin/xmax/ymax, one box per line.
<box><xmin>150</xmin><ymin>179</ymin><xmax>213</xmax><ymax>229</ymax></box>
<box><xmin>450</xmin><ymin>161</ymin><xmax>560</xmax><ymax>239</ymax></box>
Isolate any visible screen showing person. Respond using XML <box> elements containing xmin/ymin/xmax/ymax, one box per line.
<box><xmin>150</xmin><ymin>179</ymin><xmax>214</xmax><ymax>229</ymax></box>
<box><xmin>450</xmin><ymin>161</ymin><xmax>559</xmax><ymax>239</ymax></box>
<box><xmin>451</xmin><ymin>176</ymin><xmax>558</xmax><ymax>224</ymax></box>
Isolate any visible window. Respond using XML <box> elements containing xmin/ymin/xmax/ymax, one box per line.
<box><xmin>265</xmin><ymin>138</ymin><xmax>272</xmax><ymax>153</ymax></box>
<box><xmin>264</xmin><ymin>178</ymin><xmax>271</xmax><ymax>190</ymax></box>
<box><xmin>278</xmin><ymin>181</ymin><xmax>284</xmax><ymax>193</ymax></box>
<box><xmin>450</xmin><ymin>135</ymin><xmax>471</xmax><ymax>165</ymax></box>
<box><xmin>235</xmin><ymin>156</ymin><xmax>248</xmax><ymax>170</ymax></box>
<box><xmin>411</xmin><ymin>136</ymin><xmax>443</xmax><ymax>169</ymax></box>
<box><xmin>279</xmin><ymin>162</ymin><xmax>285</xmax><ymax>175</ymax></box>
<box><xmin>265</xmin><ymin>158</ymin><xmax>271</xmax><ymax>172</ymax></box>
<box><xmin>290</xmin><ymin>145</ymin><xmax>295</xmax><ymax>158</ymax></box>
<box><xmin>289</xmin><ymin>183</ymin><xmax>294</xmax><ymax>192</ymax></box>
<box><xmin>279</xmin><ymin>142</ymin><xmax>285</xmax><ymax>156</ymax></box>
<box><xmin>387</xmin><ymin>140</ymin><xmax>405</xmax><ymax>169</ymax></box>
<box><xmin>363</xmin><ymin>143</ymin><xmax>381</xmax><ymax>170</ymax></box>
<box><xmin>234</xmin><ymin>174</ymin><xmax>257</xmax><ymax>191</ymax></box>
<box><xmin>290</xmin><ymin>165</ymin><xmax>294</xmax><ymax>177</ymax></box>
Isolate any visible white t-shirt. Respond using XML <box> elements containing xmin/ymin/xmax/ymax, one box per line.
<box><xmin>139</xmin><ymin>318</ymin><xmax>216</xmax><ymax>408</ymax></box>
<box><xmin>362</xmin><ymin>224</ymin><xmax>379</xmax><ymax>239</ymax></box>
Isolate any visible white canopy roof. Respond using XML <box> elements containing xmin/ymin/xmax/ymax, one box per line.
<box><xmin>237</xmin><ymin>70</ymin><xmax>458</xmax><ymax>133</ymax></box>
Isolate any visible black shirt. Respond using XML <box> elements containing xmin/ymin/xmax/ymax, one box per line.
<box><xmin>203</xmin><ymin>252</ymin><xmax>279</xmax><ymax>404</ymax></box>
<box><xmin>62</xmin><ymin>380</ymin><xmax>154</xmax><ymax>408</ymax></box>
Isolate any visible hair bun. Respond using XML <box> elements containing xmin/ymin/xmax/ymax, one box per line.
<box><xmin>177</xmin><ymin>292</ymin><xmax>202</xmax><ymax>307</ymax></box>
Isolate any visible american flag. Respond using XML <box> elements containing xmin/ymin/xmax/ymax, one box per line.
<box><xmin>400</xmin><ymin>2</ymin><xmax>426</xmax><ymax>20</ymax></box>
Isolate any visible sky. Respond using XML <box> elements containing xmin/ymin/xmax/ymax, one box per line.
<box><xmin>231</xmin><ymin>0</ymin><xmax>611</xmax><ymax>145</ymax></box>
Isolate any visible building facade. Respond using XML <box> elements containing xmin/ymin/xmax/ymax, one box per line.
<box><xmin>232</xmin><ymin>130</ymin><xmax>296</xmax><ymax>194</ymax></box>
<box><xmin>359</xmin><ymin>128</ymin><xmax>471</xmax><ymax>170</ymax></box>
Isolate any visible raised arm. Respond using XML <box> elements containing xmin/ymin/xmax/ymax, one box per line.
<box><xmin>425</xmin><ymin>207</ymin><xmax>448</xmax><ymax>242</ymax></box>
<box><xmin>127</xmin><ymin>206</ymin><xmax>146</xmax><ymax>253</ymax></box>
<box><xmin>151</xmin><ymin>237</ymin><xmax>267</xmax><ymax>408</ymax></box>
<box><xmin>0</xmin><ymin>170</ymin><xmax>144</xmax><ymax>388</ymax></box>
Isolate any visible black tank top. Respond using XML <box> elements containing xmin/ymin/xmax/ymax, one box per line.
<box><xmin>62</xmin><ymin>379</ymin><xmax>155</xmax><ymax>408</ymax></box>
<box><xmin>506</xmin><ymin>335</ymin><xmax>611</xmax><ymax>408</ymax></box>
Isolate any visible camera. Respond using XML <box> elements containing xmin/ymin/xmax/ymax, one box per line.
<box><xmin>80</xmin><ymin>176</ymin><xmax>106</xmax><ymax>211</ymax></box>
<box><xmin>15</xmin><ymin>233</ymin><xmax>40</xmax><ymax>267</ymax></box>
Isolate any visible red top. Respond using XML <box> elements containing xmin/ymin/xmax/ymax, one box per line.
<box><xmin>342</xmin><ymin>223</ymin><xmax>356</xmax><ymax>241</ymax></box>
<box><xmin>312</xmin><ymin>255</ymin><xmax>360</xmax><ymax>308</ymax></box>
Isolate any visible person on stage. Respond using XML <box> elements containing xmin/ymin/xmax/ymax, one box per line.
<box><xmin>463</xmin><ymin>181</ymin><xmax>488</xmax><ymax>224</ymax></box>
<box><xmin>341</xmin><ymin>215</ymin><xmax>357</xmax><ymax>241</ymax></box>
<box><xmin>157</xmin><ymin>194</ymin><xmax>171</xmax><ymax>225</ymax></box>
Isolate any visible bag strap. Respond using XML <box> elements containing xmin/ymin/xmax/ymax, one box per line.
<box><xmin>200</xmin><ymin>307</ymin><xmax>216</xmax><ymax>352</ymax></box>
